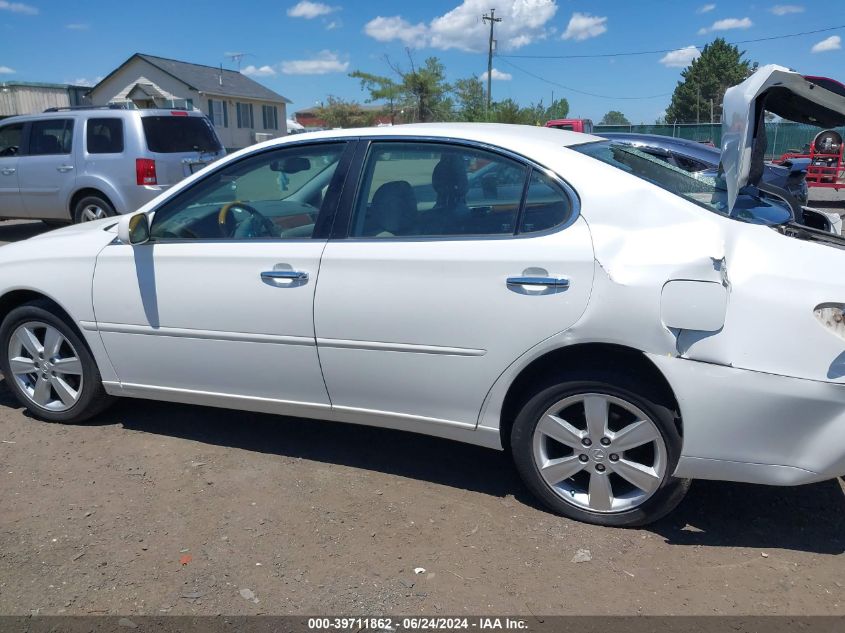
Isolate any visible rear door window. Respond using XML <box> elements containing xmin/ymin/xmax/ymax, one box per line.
<box><xmin>350</xmin><ymin>142</ymin><xmax>529</xmax><ymax>238</ymax></box>
<box><xmin>0</xmin><ymin>123</ymin><xmax>23</xmax><ymax>157</ymax></box>
<box><xmin>518</xmin><ymin>170</ymin><xmax>572</xmax><ymax>234</ymax></box>
<box><xmin>142</xmin><ymin>116</ymin><xmax>222</xmax><ymax>153</ymax></box>
<box><xmin>29</xmin><ymin>119</ymin><xmax>73</xmax><ymax>155</ymax></box>
<box><xmin>87</xmin><ymin>118</ymin><xmax>124</xmax><ymax>154</ymax></box>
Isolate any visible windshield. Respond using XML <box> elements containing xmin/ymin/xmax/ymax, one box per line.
<box><xmin>142</xmin><ymin>116</ymin><xmax>222</xmax><ymax>153</ymax></box>
<box><xmin>573</xmin><ymin>140</ymin><xmax>792</xmax><ymax>226</ymax></box>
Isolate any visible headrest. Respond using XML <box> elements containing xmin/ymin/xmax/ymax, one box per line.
<box><xmin>432</xmin><ymin>154</ymin><xmax>468</xmax><ymax>197</ymax></box>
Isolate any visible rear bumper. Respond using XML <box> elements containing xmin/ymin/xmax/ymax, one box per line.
<box><xmin>648</xmin><ymin>354</ymin><xmax>845</xmax><ymax>485</ymax></box>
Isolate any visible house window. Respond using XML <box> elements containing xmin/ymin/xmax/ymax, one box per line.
<box><xmin>261</xmin><ymin>105</ymin><xmax>279</xmax><ymax>130</ymax></box>
<box><xmin>208</xmin><ymin>99</ymin><xmax>228</xmax><ymax>128</ymax></box>
<box><xmin>236</xmin><ymin>102</ymin><xmax>254</xmax><ymax>129</ymax></box>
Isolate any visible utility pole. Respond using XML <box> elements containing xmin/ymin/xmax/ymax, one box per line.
<box><xmin>696</xmin><ymin>83</ymin><xmax>700</xmax><ymax>125</ymax></box>
<box><xmin>482</xmin><ymin>9</ymin><xmax>501</xmax><ymax>116</ymax></box>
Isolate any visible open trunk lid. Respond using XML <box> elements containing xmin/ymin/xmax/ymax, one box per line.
<box><xmin>721</xmin><ymin>64</ymin><xmax>845</xmax><ymax>210</ymax></box>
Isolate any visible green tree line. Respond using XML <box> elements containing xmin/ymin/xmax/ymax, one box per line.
<box><xmin>314</xmin><ymin>39</ymin><xmax>754</xmax><ymax>128</ymax></box>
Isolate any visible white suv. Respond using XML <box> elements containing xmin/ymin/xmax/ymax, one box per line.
<box><xmin>0</xmin><ymin>107</ymin><xmax>225</xmax><ymax>224</ymax></box>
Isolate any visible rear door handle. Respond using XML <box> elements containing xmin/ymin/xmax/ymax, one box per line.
<box><xmin>261</xmin><ymin>270</ymin><xmax>309</xmax><ymax>283</ymax></box>
<box><xmin>56</xmin><ymin>165</ymin><xmax>74</xmax><ymax>173</ymax></box>
<box><xmin>507</xmin><ymin>276</ymin><xmax>570</xmax><ymax>289</ymax></box>
<box><xmin>0</xmin><ymin>168</ymin><xmax>14</xmax><ymax>175</ymax></box>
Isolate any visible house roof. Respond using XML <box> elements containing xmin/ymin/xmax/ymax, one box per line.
<box><xmin>91</xmin><ymin>53</ymin><xmax>291</xmax><ymax>104</ymax></box>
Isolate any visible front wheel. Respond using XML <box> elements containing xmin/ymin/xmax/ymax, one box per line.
<box><xmin>511</xmin><ymin>370</ymin><xmax>690</xmax><ymax>527</ymax></box>
<box><xmin>0</xmin><ymin>300</ymin><xmax>114</xmax><ymax>422</ymax></box>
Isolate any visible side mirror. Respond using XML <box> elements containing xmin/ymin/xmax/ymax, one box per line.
<box><xmin>117</xmin><ymin>213</ymin><xmax>150</xmax><ymax>245</ymax></box>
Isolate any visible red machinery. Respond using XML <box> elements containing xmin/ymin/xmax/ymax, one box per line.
<box><xmin>778</xmin><ymin>129</ymin><xmax>845</xmax><ymax>190</ymax></box>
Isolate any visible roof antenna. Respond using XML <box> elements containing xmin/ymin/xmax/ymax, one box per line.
<box><xmin>219</xmin><ymin>63</ymin><xmax>223</xmax><ymax>86</ymax></box>
<box><xmin>225</xmin><ymin>52</ymin><xmax>253</xmax><ymax>73</ymax></box>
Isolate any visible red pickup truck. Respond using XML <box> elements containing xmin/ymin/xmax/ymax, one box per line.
<box><xmin>544</xmin><ymin>118</ymin><xmax>593</xmax><ymax>133</ymax></box>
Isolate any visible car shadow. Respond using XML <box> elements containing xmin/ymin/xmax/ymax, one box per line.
<box><xmin>3</xmin><ymin>380</ymin><xmax>844</xmax><ymax>554</ymax></box>
<box><xmin>0</xmin><ymin>220</ymin><xmax>51</xmax><ymax>244</ymax></box>
<box><xmin>649</xmin><ymin>478</ymin><xmax>845</xmax><ymax>554</ymax></box>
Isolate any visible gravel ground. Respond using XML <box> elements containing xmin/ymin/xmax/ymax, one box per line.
<box><xmin>0</xmin><ymin>216</ymin><xmax>844</xmax><ymax>617</ymax></box>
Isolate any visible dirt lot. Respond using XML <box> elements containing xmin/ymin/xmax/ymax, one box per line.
<box><xmin>0</xmin><ymin>217</ymin><xmax>844</xmax><ymax>617</ymax></box>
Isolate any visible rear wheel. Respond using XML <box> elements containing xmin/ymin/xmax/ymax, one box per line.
<box><xmin>511</xmin><ymin>370</ymin><xmax>690</xmax><ymax>527</ymax></box>
<box><xmin>73</xmin><ymin>195</ymin><xmax>115</xmax><ymax>223</ymax></box>
<box><xmin>0</xmin><ymin>301</ymin><xmax>114</xmax><ymax>422</ymax></box>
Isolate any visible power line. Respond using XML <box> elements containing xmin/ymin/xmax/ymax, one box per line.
<box><xmin>496</xmin><ymin>57</ymin><xmax>672</xmax><ymax>100</ymax></box>
<box><xmin>498</xmin><ymin>24</ymin><xmax>845</xmax><ymax>60</ymax></box>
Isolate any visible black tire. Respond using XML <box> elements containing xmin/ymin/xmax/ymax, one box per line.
<box><xmin>511</xmin><ymin>369</ymin><xmax>690</xmax><ymax>527</ymax></box>
<box><xmin>73</xmin><ymin>194</ymin><xmax>115</xmax><ymax>224</ymax></box>
<box><xmin>0</xmin><ymin>300</ymin><xmax>114</xmax><ymax>423</ymax></box>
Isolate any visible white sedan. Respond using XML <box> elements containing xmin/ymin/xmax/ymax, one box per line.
<box><xmin>1</xmin><ymin>65</ymin><xmax>844</xmax><ymax>526</ymax></box>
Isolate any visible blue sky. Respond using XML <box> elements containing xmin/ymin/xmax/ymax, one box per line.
<box><xmin>1</xmin><ymin>0</ymin><xmax>843</xmax><ymax>123</ymax></box>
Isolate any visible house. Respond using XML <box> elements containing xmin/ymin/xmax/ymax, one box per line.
<box><xmin>0</xmin><ymin>82</ymin><xmax>91</xmax><ymax>119</ymax></box>
<box><xmin>295</xmin><ymin>103</ymin><xmax>392</xmax><ymax>129</ymax></box>
<box><xmin>87</xmin><ymin>53</ymin><xmax>291</xmax><ymax>150</ymax></box>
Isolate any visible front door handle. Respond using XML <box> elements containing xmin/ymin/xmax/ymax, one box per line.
<box><xmin>261</xmin><ymin>270</ymin><xmax>309</xmax><ymax>283</ymax></box>
<box><xmin>0</xmin><ymin>167</ymin><xmax>14</xmax><ymax>176</ymax></box>
<box><xmin>56</xmin><ymin>165</ymin><xmax>74</xmax><ymax>173</ymax></box>
<box><xmin>507</xmin><ymin>276</ymin><xmax>570</xmax><ymax>289</ymax></box>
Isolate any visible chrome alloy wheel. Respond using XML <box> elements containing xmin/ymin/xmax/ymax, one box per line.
<box><xmin>79</xmin><ymin>204</ymin><xmax>107</xmax><ymax>222</ymax></box>
<box><xmin>532</xmin><ymin>393</ymin><xmax>667</xmax><ymax>513</ymax></box>
<box><xmin>7</xmin><ymin>321</ymin><xmax>84</xmax><ymax>412</ymax></box>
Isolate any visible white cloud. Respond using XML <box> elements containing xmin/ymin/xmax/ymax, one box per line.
<box><xmin>0</xmin><ymin>0</ymin><xmax>37</xmax><ymax>14</ymax></box>
<box><xmin>659</xmin><ymin>45</ymin><xmax>701</xmax><ymax>68</ymax></box>
<box><xmin>696</xmin><ymin>3</ymin><xmax>716</xmax><ymax>13</ymax></box>
<box><xmin>561</xmin><ymin>12</ymin><xmax>607</xmax><ymax>41</ymax></box>
<box><xmin>811</xmin><ymin>35</ymin><xmax>841</xmax><ymax>53</ymax></box>
<box><xmin>326</xmin><ymin>19</ymin><xmax>341</xmax><ymax>30</ymax></box>
<box><xmin>70</xmin><ymin>76</ymin><xmax>103</xmax><ymax>86</ymax></box>
<box><xmin>430</xmin><ymin>0</ymin><xmax>557</xmax><ymax>52</ymax></box>
<box><xmin>242</xmin><ymin>64</ymin><xmax>277</xmax><ymax>77</ymax></box>
<box><xmin>287</xmin><ymin>1</ymin><xmax>338</xmax><ymax>19</ymax></box>
<box><xmin>364</xmin><ymin>0</ymin><xmax>558</xmax><ymax>53</ymax></box>
<box><xmin>770</xmin><ymin>4</ymin><xmax>804</xmax><ymax>15</ymax></box>
<box><xmin>0</xmin><ymin>65</ymin><xmax>16</xmax><ymax>74</ymax></box>
<box><xmin>65</xmin><ymin>23</ymin><xmax>88</xmax><ymax>30</ymax></box>
<box><xmin>280</xmin><ymin>50</ymin><xmax>349</xmax><ymax>75</ymax></box>
<box><xmin>698</xmin><ymin>17</ymin><xmax>752</xmax><ymax>34</ymax></box>
<box><xmin>364</xmin><ymin>15</ymin><xmax>429</xmax><ymax>48</ymax></box>
<box><xmin>480</xmin><ymin>68</ymin><xmax>512</xmax><ymax>81</ymax></box>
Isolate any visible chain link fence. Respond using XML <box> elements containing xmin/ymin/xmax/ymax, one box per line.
<box><xmin>593</xmin><ymin>122</ymin><xmax>845</xmax><ymax>160</ymax></box>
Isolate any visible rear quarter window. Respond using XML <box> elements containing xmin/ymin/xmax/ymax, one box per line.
<box><xmin>141</xmin><ymin>116</ymin><xmax>222</xmax><ymax>153</ymax></box>
<box><xmin>86</xmin><ymin>118</ymin><xmax>124</xmax><ymax>154</ymax></box>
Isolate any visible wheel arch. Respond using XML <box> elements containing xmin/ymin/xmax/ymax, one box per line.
<box><xmin>69</xmin><ymin>186</ymin><xmax>120</xmax><ymax>220</ymax></box>
<box><xmin>498</xmin><ymin>342</ymin><xmax>681</xmax><ymax>452</ymax></box>
<box><xmin>0</xmin><ymin>289</ymin><xmax>85</xmax><ymax>342</ymax></box>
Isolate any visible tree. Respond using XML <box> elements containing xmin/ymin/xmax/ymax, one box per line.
<box><xmin>599</xmin><ymin>110</ymin><xmax>631</xmax><ymax>125</ymax></box>
<box><xmin>348</xmin><ymin>70</ymin><xmax>401</xmax><ymax>124</ymax></box>
<box><xmin>350</xmin><ymin>52</ymin><xmax>452</xmax><ymax>123</ymax></box>
<box><xmin>665</xmin><ymin>38</ymin><xmax>752</xmax><ymax>124</ymax></box>
<box><xmin>316</xmin><ymin>96</ymin><xmax>377</xmax><ymax>129</ymax></box>
<box><xmin>453</xmin><ymin>77</ymin><xmax>485</xmax><ymax>122</ymax></box>
<box><xmin>543</xmin><ymin>98</ymin><xmax>570</xmax><ymax>120</ymax></box>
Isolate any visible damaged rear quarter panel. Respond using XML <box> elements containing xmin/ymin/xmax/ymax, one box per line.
<box><xmin>562</xmin><ymin>163</ymin><xmax>731</xmax><ymax>358</ymax></box>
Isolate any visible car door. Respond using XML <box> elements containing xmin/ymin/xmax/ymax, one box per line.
<box><xmin>92</xmin><ymin>140</ymin><xmax>353</xmax><ymax>416</ymax></box>
<box><xmin>0</xmin><ymin>121</ymin><xmax>25</xmax><ymax>219</ymax></box>
<box><xmin>17</xmin><ymin>118</ymin><xmax>77</xmax><ymax>220</ymax></box>
<box><xmin>314</xmin><ymin>139</ymin><xmax>594</xmax><ymax>428</ymax></box>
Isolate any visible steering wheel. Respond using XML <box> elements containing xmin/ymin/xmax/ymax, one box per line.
<box><xmin>218</xmin><ymin>201</ymin><xmax>277</xmax><ymax>238</ymax></box>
